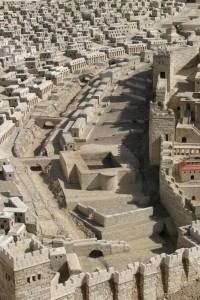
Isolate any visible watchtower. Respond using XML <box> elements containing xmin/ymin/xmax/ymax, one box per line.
<box><xmin>153</xmin><ymin>50</ymin><xmax>174</xmax><ymax>92</ymax></box>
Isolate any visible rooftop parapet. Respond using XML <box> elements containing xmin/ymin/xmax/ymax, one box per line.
<box><xmin>0</xmin><ymin>237</ymin><xmax>50</xmax><ymax>270</ymax></box>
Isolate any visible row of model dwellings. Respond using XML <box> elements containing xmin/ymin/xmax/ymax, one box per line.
<box><xmin>63</xmin><ymin>57</ymin><xmax>140</xmax><ymax>141</ymax></box>
<box><xmin>0</xmin><ymin>0</ymin><xmax>184</xmax><ymax>33</ymax></box>
<box><xmin>0</xmin><ymin>0</ymin><xmax>184</xmax><ymax>59</ymax></box>
<box><xmin>63</xmin><ymin>76</ymin><xmax>112</xmax><ymax>141</ymax></box>
<box><xmin>37</xmin><ymin>66</ymin><xmax>70</xmax><ymax>86</ymax></box>
<box><xmin>0</xmin><ymin>39</ymin><xmax>37</xmax><ymax>64</ymax></box>
<box><xmin>0</xmin><ymin>196</ymin><xmax>37</xmax><ymax>245</ymax></box>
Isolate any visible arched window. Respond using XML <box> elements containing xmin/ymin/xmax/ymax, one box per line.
<box><xmin>191</xmin><ymin>175</ymin><xmax>194</xmax><ymax>180</ymax></box>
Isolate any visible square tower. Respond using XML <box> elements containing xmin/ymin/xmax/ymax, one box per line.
<box><xmin>0</xmin><ymin>238</ymin><xmax>51</xmax><ymax>300</ymax></box>
<box><xmin>149</xmin><ymin>103</ymin><xmax>175</xmax><ymax>165</ymax></box>
<box><xmin>153</xmin><ymin>50</ymin><xmax>174</xmax><ymax>92</ymax></box>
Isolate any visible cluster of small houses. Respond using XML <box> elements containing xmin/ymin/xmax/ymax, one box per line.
<box><xmin>60</xmin><ymin>55</ymin><xmax>141</xmax><ymax>151</ymax></box>
<box><xmin>0</xmin><ymin>0</ymin><xmax>189</xmax><ymax>147</ymax></box>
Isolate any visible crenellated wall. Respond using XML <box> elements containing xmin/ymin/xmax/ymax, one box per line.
<box><xmin>50</xmin><ymin>246</ymin><xmax>200</xmax><ymax>300</ymax></box>
<box><xmin>160</xmin><ymin>170</ymin><xmax>194</xmax><ymax>231</ymax></box>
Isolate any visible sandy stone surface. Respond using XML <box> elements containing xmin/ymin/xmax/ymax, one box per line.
<box><xmin>159</xmin><ymin>280</ymin><xmax>200</xmax><ymax>300</ymax></box>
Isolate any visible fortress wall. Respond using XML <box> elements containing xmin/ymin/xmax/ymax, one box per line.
<box><xmin>51</xmin><ymin>247</ymin><xmax>200</xmax><ymax>300</ymax></box>
<box><xmin>160</xmin><ymin>171</ymin><xmax>194</xmax><ymax>230</ymax></box>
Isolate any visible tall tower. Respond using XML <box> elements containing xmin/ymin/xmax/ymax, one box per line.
<box><xmin>149</xmin><ymin>103</ymin><xmax>175</xmax><ymax>165</ymax></box>
<box><xmin>0</xmin><ymin>238</ymin><xmax>51</xmax><ymax>300</ymax></box>
<box><xmin>153</xmin><ymin>50</ymin><xmax>174</xmax><ymax>92</ymax></box>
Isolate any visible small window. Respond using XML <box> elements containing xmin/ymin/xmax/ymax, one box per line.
<box><xmin>38</xmin><ymin>274</ymin><xmax>41</xmax><ymax>280</ymax></box>
<box><xmin>191</xmin><ymin>175</ymin><xmax>194</xmax><ymax>180</ymax></box>
<box><xmin>27</xmin><ymin>277</ymin><xmax>30</xmax><ymax>283</ymax></box>
<box><xmin>182</xmin><ymin>137</ymin><xmax>187</xmax><ymax>143</ymax></box>
<box><xmin>160</xmin><ymin>72</ymin><xmax>165</xmax><ymax>78</ymax></box>
<box><xmin>32</xmin><ymin>276</ymin><xmax>36</xmax><ymax>281</ymax></box>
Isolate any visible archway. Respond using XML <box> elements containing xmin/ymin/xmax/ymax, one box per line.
<box><xmin>191</xmin><ymin>175</ymin><xmax>194</xmax><ymax>180</ymax></box>
<box><xmin>182</xmin><ymin>137</ymin><xmax>187</xmax><ymax>143</ymax></box>
<box><xmin>89</xmin><ymin>250</ymin><xmax>104</xmax><ymax>258</ymax></box>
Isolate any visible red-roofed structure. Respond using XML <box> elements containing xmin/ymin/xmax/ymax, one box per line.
<box><xmin>179</xmin><ymin>161</ymin><xmax>200</xmax><ymax>171</ymax></box>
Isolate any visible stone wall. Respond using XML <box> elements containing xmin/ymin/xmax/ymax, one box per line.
<box><xmin>92</xmin><ymin>207</ymin><xmax>153</xmax><ymax>227</ymax></box>
<box><xmin>177</xmin><ymin>226</ymin><xmax>196</xmax><ymax>248</ymax></box>
<box><xmin>53</xmin><ymin>238</ymin><xmax>130</xmax><ymax>256</ymax></box>
<box><xmin>76</xmin><ymin>202</ymin><xmax>159</xmax><ymax>224</ymax></box>
<box><xmin>173</xmin><ymin>45</ymin><xmax>199</xmax><ymax>74</ymax></box>
<box><xmin>50</xmin><ymin>246</ymin><xmax>200</xmax><ymax>300</ymax></box>
<box><xmin>160</xmin><ymin>170</ymin><xmax>194</xmax><ymax>231</ymax></box>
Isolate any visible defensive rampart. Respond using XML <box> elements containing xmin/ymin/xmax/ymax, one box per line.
<box><xmin>51</xmin><ymin>246</ymin><xmax>200</xmax><ymax>300</ymax></box>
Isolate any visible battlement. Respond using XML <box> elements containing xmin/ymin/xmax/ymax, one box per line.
<box><xmin>164</xmin><ymin>251</ymin><xmax>183</xmax><ymax>267</ymax></box>
<box><xmin>0</xmin><ymin>247</ymin><xmax>14</xmax><ymax>269</ymax></box>
<box><xmin>113</xmin><ymin>262</ymin><xmax>139</xmax><ymax>284</ymax></box>
<box><xmin>150</xmin><ymin>106</ymin><xmax>174</xmax><ymax>118</ymax></box>
<box><xmin>13</xmin><ymin>248</ymin><xmax>49</xmax><ymax>271</ymax></box>
<box><xmin>51</xmin><ymin>273</ymin><xmax>85</xmax><ymax>300</ymax></box>
<box><xmin>153</xmin><ymin>49</ymin><xmax>172</xmax><ymax>58</ymax></box>
<box><xmin>0</xmin><ymin>238</ymin><xmax>50</xmax><ymax>270</ymax></box>
<box><xmin>48</xmin><ymin>246</ymin><xmax>200</xmax><ymax>299</ymax></box>
<box><xmin>85</xmin><ymin>267</ymin><xmax>114</xmax><ymax>286</ymax></box>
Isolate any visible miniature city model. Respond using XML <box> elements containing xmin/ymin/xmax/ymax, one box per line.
<box><xmin>0</xmin><ymin>0</ymin><xmax>200</xmax><ymax>299</ymax></box>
